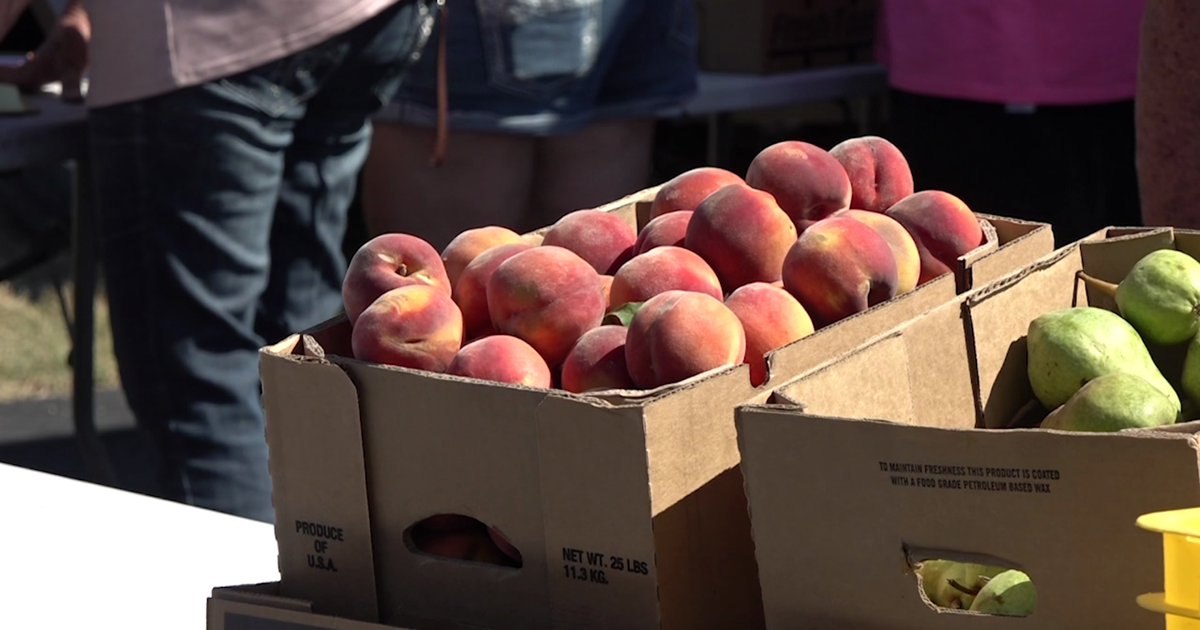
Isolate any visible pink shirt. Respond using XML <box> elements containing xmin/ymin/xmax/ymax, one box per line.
<box><xmin>876</xmin><ymin>0</ymin><xmax>1147</xmax><ymax>106</ymax></box>
<box><xmin>83</xmin><ymin>0</ymin><xmax>401</xmax><ymax>109</ymax></box>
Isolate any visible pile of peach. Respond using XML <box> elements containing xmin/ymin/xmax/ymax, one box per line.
<box><xmin>340</xmin><ymin>135</ymin><xmax>985</xmax><ymax>392</ymax></box>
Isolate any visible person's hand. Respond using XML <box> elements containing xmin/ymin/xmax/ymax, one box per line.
<box><xmin>0</xmin><ymin>0</ymin><xmax>90</xmax><ymax>101</ymax></box>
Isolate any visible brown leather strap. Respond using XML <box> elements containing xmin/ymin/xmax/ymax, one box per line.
<box><xmin>431</xmin><ymin>0</ymin><xmax>449</xmax><ymax>166</ymax></box>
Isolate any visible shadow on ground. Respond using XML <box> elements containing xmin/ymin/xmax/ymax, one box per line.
<box><xmin>0</xmin><ymin>389</ymin><xmax>165</xmax><ymax>497</ymax></box>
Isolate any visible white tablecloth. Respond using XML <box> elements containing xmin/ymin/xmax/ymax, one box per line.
<box><xmin>0</xmin><ymin>463</ymin><xmax>279</xmax><ymax>630</ymax></box>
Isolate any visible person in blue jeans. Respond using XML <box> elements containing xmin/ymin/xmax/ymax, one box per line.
<box><xmin>361</xmin><ymin>0</ymin><xmax>699</xmax><ymax>250</ymax></box>
<box><xmin>0</xmin><ymin>0</ymin><xmax>440</xmax><ymax>522</ymax></box>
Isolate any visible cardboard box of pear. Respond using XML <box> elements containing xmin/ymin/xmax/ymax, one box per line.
<box><xmin>737</xmin><ymin>226</ymin><xmax>1200</xmax><ymax>630</ymax></box>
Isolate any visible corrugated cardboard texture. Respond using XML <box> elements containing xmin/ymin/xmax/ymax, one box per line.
<box><xmin>261</xmin><ymin>342</ymin><xmax>379</xmax><ymax>622</ymax></box>
<box><xmin>966</xmin><ymin>215</ymin><xmax>1056</xmax><ymax>292</ymax></box>
<box><xmin>342</xmin><ymin>359</ymin><xmax>553</xmax><ymax>630</ymax></box>
<box><xmin>736</xmin><ymin>409</ymin><xmax>1200</xmax><ymax>630</ymax></box>
<box><xmin>777</xmin><ymin>297</ymin><xmax>975</xmax><ymax>429</ymax></box>
<box><xmin>208</xmin><ymin>583</ymin><xmax>460</xmax><ymax>630</ymax></box>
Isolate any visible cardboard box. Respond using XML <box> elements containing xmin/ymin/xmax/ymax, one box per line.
<box><xmin>694</xmin><ymin>0</ymin><xmax>879</xmax><ymax>74</ymax></box>
<box><xmin>735</xmin><ymin>227</ymin><xmax>1200</xmax><ymax>630</ymax></box>
<box><xmin>259</xmin><ymin>186</ymin><xmax>1052</xmax><ymax>630</ymax></box>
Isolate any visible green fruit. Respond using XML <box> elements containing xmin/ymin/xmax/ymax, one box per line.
<box><xmin>1182</xmin><ymin>333</ymin><xmax>1200</xmax><ymax>410</ymax></box>
<box><xmin>1027</xmin><ymin>307</ymin><xmax>1180</xmax><ymax>413</ymax></box>
<box><xmin>1040</xmin><ymin>372</ymin><xmax>1179</xmax><ymax>432</ymax></box>
<box><xmin>1113</xmin><ymin>250</ymin><xmax>1200</xmax><ymax>346</ymax></box>
<box><xmin>916</xmin><ymin>560</ymin><xmax>1005</xmax><ymax>610</ymax></box>
<box><xmin>969</xmin><ymin>569</ymin><xmax>1037</xmax><ymax>617</ymax></box>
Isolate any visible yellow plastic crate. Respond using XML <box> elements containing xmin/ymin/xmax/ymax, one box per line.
<box><xmin>1138</xmin><ymin>507</ymin><xmax>1200</xmax><ymax>629</ymax></box>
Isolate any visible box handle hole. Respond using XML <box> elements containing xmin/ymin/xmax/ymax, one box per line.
<box><xmin>404</xmin><ymin>513</ymin><xmax>523</xmax><ymax>569</ymax></box>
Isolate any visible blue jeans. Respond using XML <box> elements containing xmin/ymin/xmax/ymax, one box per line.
<box><xmin>89</xmin><ymin>1</ymin><xmax>435</xmax><ymax>523</ymax></box>
<box><xmin>381</xmin><ymin>0</ymin><xmax>699</xmax><ymax>135</ymax></box>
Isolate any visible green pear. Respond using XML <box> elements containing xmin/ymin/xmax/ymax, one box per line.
<box><xmin>1080</xmin><ymin>249</ymin><xmax>1200</xmax><ymax>346</ymax></box>
<box><xmin>1027</xmin><ymin>306</ymin><xmax>1180</xmax><ymax>413</ymax></box>
<box><xmin>1040</xmin><ymin>371</ymin><xmax>1179</xmax><ymax>432</ymax></box>
<box><xmin>969</xmin><ymin>569</ymin><xmax>1037</xmax><ymax>617</ymax></box>
<box><xmin>916</xmin><ymin>560</ymin><xmax>1005</xmax><ymax>610</ymax></box>
<box><xmin>1182</xmin><ymin>332</ymin><xmax>1200</xmax><ymax>410</ymax></box>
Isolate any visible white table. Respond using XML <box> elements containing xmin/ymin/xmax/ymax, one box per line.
<box><xmin>0</xmin><ymin>462</ymin><xmax>279</xmax><ymax>630</ymax></box>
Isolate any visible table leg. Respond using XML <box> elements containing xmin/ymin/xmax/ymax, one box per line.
<box><xmin>71</xmin><ymin>156</ymin><xmax>116</xmax><ymax>486</ymax></box>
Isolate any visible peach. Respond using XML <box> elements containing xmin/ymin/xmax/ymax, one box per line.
<box><xmin>828</xmin><ymin>136</ymin><xmax>915</xmax><ymax>213</ymax></box>
<box><xmin>724</xmin><ymin>283</ymin><xmax>815</xmax><ymax>387</ymax></box>
<box><xmin>625</xmin><ymin>290</ymin><xmax>746</xmax><ymax>390</ymax></box>
<box><xmin>600</xmin><ymin>275</ymin><xmax>614</xmax><ymax>309</ymax></box>
<box><xmin>745</xmin><ymin>140</ymin><xmax>852</xmax><ymax>228</ymax></box>
<box><xmin>632</xmin><ymin>210</ymin><xmax>692</xmax><ymax>255</ymax></box>
<box><xmin>350</xmin><ymin>284</ymin><xmax>464</xmax><ymax>371</ymax></box>
<box><xmin>560</xmin><ymin>324</ymin><xmax>636</xmax><ymax>393</ymax></box>
<box><xmin>446</xmin><ymin>334</ymin><xmax>553</xmax><ymax>388</ymax></box>
<box><xmin>834</xmin><ymin>209</ymin><xmax>921</xmax><ymax>294</ymax></box>
<box><xmin>454</xmin><ymin>242</ymin><xmax>534</xmax><ymax>340</ymax></box>
<box><xmin>541</xmin><ymin>209</ymin><xmax>637</xmax><ymax>275</ymax></box>
<box><xmin>684</xmin><ymin>182</ymin><xmax>797</xmax><ymax>291</ymax></box>
<box><xmin>649</xmin><ymin>167</ymin><xmax>745</xmax><ymax>219</ymax></box>
<box><xmin>609</xmin><ymin>245</ymin><xmax>724</xmax><ymax>309</ymax></box>
<box><xmin>884</xmin><ymin>190</ymin><xmax>985</xmax><ymax>285</ymax></box>
<box><xmin>487</xmin><ymin>246</ymin><xmax>607</xmax><ymax>366</ymax></box>
<box><xmin>782</xmin><ymin>215</ymin><xmax>900</xmax><ymax>328</ymax></box>
<box><xmin>342</xmin><ymin>233</ymin><xmax>452</xmax><ymax>326</ymax></box>
<box><xmin>520</xmin><ymin>232</ymin><xmax>545</xmax><ymax>247</ymax></box>
<box><xmin>441</xmin><ymin>226</ymin><xmax>523</xmax><ymax>291</ymax></box>
<box><xmin>487</xmin><ymin>526</ymin><xmax>523</xmax><ymax>565</ymax></box>
<box><xmin>411</xmin><ymin>527</ymin><xmax>512</xmax><ymax>566</ymax></box>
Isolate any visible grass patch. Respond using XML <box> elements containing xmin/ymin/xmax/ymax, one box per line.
<box><xmin>0</xmin><ymin>281</ymin><xmax>119</xmax><ymax>402</ymax></box>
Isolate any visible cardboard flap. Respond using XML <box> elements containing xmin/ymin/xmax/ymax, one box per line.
<box><xmin>965</xmin><ymin>215</ymin><xmax>1055</xmax><ymax>291</ymax></box>
<box><xmin>642</xmin><ymin>368</ymin><xmax>766</xmax><ymax>630</ymax></box>
<box><xmin>211</xmin><ymin>582</ymin><xmax>312</xmax><ymax>612</ymax></box>
<box><xmin>764</xmin><ymin>273</ymin><xmax>958</xmax><ymax>387</ymax></box>
<box><xmin>260</xmin><ymin>351</ymin><xmax>378</xmax><ymax>622</ymax></box>
<box><xmin>523</xmin><ymin>185</ymin><xmax>659</xmax><ymax>237</ymax></box>
<box><xmin>776</xmin><ymin>296</ymin><xmax>975</xmax><ymax>430</ymax></box>
<box><xmin>342</xmin><ymin>360</ymin><xmax>553</xmax><ymax>630</ymax></box>
<box><xmin>736</xmin><ymin>408</ymin><xmax>1200</xmax><ymax>630</ymax></box>
<box><xmin>534</xmin><ymin>394</ymin><xmax>659</xmax><ymax>630</ymax></box>
<box><xmin>965</xmin><ymin>245</ymin><xmax>1085</xmax><ymax>429</ymax></box>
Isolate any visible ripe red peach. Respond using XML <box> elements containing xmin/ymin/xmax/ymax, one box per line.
<box><xmin>625</xmin><ymin>290</ymin><xmax>746</xmax><ymax>390</ymax></box>
<box><xmin>541</xmin><ymin>209</ymin><xmax>637</xmax><ymax>275</ymax></box>
<box><xmin>632</xmin><ymin>210</ymin><xmax>693</xmax><ymax>255</ymax></box>
<box><xmin>745</xmin><ymin>140</ymin><xmax>852</xmax><ymax>229</ymax></box>
<box><xmin>454</xmin><ymin>242</ymin><xmax>534</xmax><ymax>340</ymax></box>
<box><xmin>560</xmin><ymin>324</ymin><xmax>636</xmax><ymax>393</ymax></box>
<box><xmin>342</xmin><ymin>233</ymin><xmax>452</xmax><ymax>325</ymax></box>
<box><xmin>684</xmin><ymin>182</ymin><xmax>797</xmax><ymax>291</ymax></box>
<box><xmin>446</xmin><ymin>334</ymin><xmax>553</xmax><ymax>388</ymax></box>
<box><xmin>440</xmin><ymin>226</ymin><xmax>524</xmax><ymax>291</ymax></box>
<box><xmin>487</xmin><ymin>246</ymin><xmax>607</xmax><ymax>366</ymax></box>
<box><xmin>649</xmin><ymin>167</ymin><xmax>746</xmax><ymax>219</ymax></box>
<box><xmin>350</xmin><ymin>284</ymin><xmax>464</xmax><ymax>372</ymax></box>
<box><xmin>828</xmin><ymin>136</ymin><xmax>915</xmax><ymax>213</ymax></box>
<box><xmin>781</xmin><ymin>216</ymin><xmax>900</xmax><ymax>328</ymax></box>
<box><xmin>724</xmin><ymin>283</ymin><xmax>815</xmax><ymax>386</ymax></box>
<box><xmin>834</xmin><ymin>208</ymin><xmax>921</xmax><ymax>294</ymax></box>
<box><xmin>609</xmin><ymin>245</ymin><xmax>724</xmax><ymax>309</ymax></box>
<box><xmin>884</xmin><ymin>190</ymin><xmax>985</xmax><ymax>285</ymax></box>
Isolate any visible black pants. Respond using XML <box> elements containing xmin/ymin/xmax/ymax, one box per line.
<box><xmin>886</xmin><ymin>88</ymin><xmax>1142</xmax><ymax>247</ymax></box>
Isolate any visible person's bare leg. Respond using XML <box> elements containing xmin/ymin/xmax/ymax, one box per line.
<box><xmin>528</xmin><ymin>117</ymin><xmax>656</xmax><ymax>228</ymax></box>
<box><xmin>361</xmin><ymin>122</ymin><xmax>537</xmax><ymax>250</ymax></box>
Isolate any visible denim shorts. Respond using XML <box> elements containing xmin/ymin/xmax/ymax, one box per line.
<box><xmin>377</xmin><ymin>0</ymin><xmax>700</xmax><ymax>135</ymax></box>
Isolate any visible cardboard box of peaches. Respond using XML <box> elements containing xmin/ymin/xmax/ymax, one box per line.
<box><xmin>735</xmin><ymin>227</ymin><xmax>1200</xmax><ymax>629</ymax></box>
<box><xmin>207</xmin><ymin>137</ymin><xmax>1052</xmax><ymax>630</ymax></box>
